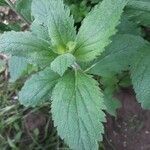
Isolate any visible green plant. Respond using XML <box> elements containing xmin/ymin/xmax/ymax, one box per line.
<box><xmin>0</xmin><ymin>0</ymin><xmax>150</xmax><ymax>149</ymax></box>
<box><xmin>0</xmin><ymin>76</ymin><xmax>61</xmax><ymax>149</ymax></box>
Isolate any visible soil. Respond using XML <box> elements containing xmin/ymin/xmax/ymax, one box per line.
<box><xmin>104</xmin><ymin>88</ymin><xmax>150</xmax><ymax>150</ymax></box>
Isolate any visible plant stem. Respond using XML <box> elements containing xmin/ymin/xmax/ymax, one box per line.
<box><xmin>84</xmin><ymin>61</ymin><xmax>98</xmax><ymax>73</ymax></box>
<box><xmin>71</xmin><ymin>62</ymin><xmax>81</xmax><ymax>70</ymax></box>
<box><xmin>5</xmin><ymin>0</ymin><xmax>31</xmax><ymax>26</ymax></box>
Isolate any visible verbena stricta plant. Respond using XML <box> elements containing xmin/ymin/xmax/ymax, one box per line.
<box><xmin>0</xmin><ymin>0</ymin><xmax>150</xmax><ymax>149</ymax></box>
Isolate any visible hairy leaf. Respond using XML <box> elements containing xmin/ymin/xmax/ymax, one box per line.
<box><xmin>74</xmin><ymin>0</ymin><xmax>128</xmax><ymax>62</ymax></box>
<box><xmin>19</xmin><ymin>67</ymin><xmax>59</xmax><ymax>107</ymax></box>
<box><xmin>131</xmin><ymin>45</ymin><xmax>150</xmax><ymax>109</ymax></box>
<box><xmin>9</xmin><ymin>56</ymin><xmax>28</xmax><ymax>82</ymax></box>
<box><xmin>0</xmin><ymin>31</ymin><xmax>49</xmax><ymax>54</ymax></box>
<box><xmin>51</xmin><ymin>53</ymin><xmax>75</xmax><ymax>76</ymax></box>
<box><xmin>32</xmin><ymin>0</ymin><xmax>76</xmax><ymax>47</ymax></box>
<box><xmin>52</xmin><ymin>71</ymin><xmax>106</xmax><ymax>150</ymax></box>
<box><xmin>88</xmin><ymin>34</ymin><xmax>147</xmax><ymax>77</ymax></box>
<box><xmin>0</xmin><ymin>31</ymin><xmax>56</xmax><ymax>67</ymax></box>
<box><xmin>31</xmin><ymin>20</ymin><xmax>50</xmax><ymax>41</ymax></box>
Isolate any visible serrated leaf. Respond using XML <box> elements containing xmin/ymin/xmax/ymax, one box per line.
<box><xmin>0</xmin><ymin>31</ymin><xmax>56</xmax><ymax>67</ymax></box>
<box><xmin>51</xmin><ymin>53</ymin><xmax>75</xmax><ymax>76</ymax></box>
<box><xmin>52</xmin><ymin>71</ymin><xmax>106</xmax><ymax>150</ymax></box>
<box><xmin>74</xmin><ymin>0</ymin><xmax>128</xmax><ymax>62</ymax></box>
<box><xmin>19</xmin><ymin>67</ymin><xmax>59</xmax><ymax>107</ymax></box>
<box><xmin>131</xmin><ymin>45</ymin><xmax>150</xmax><ymax>109</ymax></box>
<box><xmin>8</xmin><ymin>56</ymin><xmax>28</xmax><ymax>82</ymax></box>
<box><xmin>88</xmin><ymin>34</ymin><xmax>147</xmax><ymax>77</ymax></box>
<box><xmin>32</xmin><ymin>0</ymin><xmax>76</xmax><ymax>47</ymax></box>
<box><xmin>0</xmin><ymin>31</ymin><xmax>48</xmax><ymax>55</ymax></box>
<box><xmin>31</xmin><ymin>20</ymin><xmax>50</xmax><ymax>41</ymax></box>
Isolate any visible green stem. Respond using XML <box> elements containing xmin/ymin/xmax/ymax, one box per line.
<box><xmin>84</xmin><ymin>61</ymin><xmax>98</xmax><ymax>73</ymax></box>
<box><xmin>72</xmin><ymin>62</ymin><xmax>81</xmax><ymax>70</ymax></box>
<box><xmin>5</xmin><ymin>0</ymin><xmax>31</xmax><ymax>25</ymax></box>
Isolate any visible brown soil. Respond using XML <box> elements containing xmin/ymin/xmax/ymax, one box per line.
<box><xmin>104</xmin><ymin>88</ymin><xmax>150</xmax><ymax>150</ymax></box>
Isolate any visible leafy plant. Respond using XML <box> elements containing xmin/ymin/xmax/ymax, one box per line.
<box><xmin>0</xmin><ymin>0</ymin><xmax>7</xmax><ymax>6</ymax></box>
<box><xmin>15</xmin><ymin>0</ymin><xmax>32</xmax><ymax>22</ymax></box>
<box><xmin>0</xmin><ymin>0</ymin><xmax>150</xmax><ymax>149</ymax></box>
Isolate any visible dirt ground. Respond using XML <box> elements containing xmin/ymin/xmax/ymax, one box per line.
<box><xmin>104</xmin><ymin>88</ymin><xmax>150</xmax><ymax>150</ymax></box>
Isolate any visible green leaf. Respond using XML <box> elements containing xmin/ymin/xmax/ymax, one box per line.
<box><xmin>68</xmin><ymin>1</ymin><xmax>90</xmax><ymax>23</ymax></box>
<box><xmin>0</xmin><ymin>0</ymin><xmax>7</xmax><ymax>6</ymax></box>
<box><xmin>19</xmin><ymin>67</ymin><xmax>59</xmax><ymax>107</ymax></box>
<box><xmin>7</xmin><ymin>137</ymin><xmax>18</xmax><ymax>149</ymax></box>
<box><xmin>125</xmin><ymin>0</ymin><xmax>150</xmax><ymax>26</ymax></box>
<box><xmin>0</xmin><ymin>22</ymin><xmax>21</xmax><ymax>33</ymax></box>
<box><xmin>15</xmin><ymin>0</ymin><xmax>32</xmax><ymax>21</ymax></box>
<box><xmin>131</xmin><ymin>45</ymin><xmax>150</xmax><ymax>109</ymax></box>
<box><xmin>127</xmin><ymin>0</ymin><xmax>150</xmax><ymax>12</ymax></box>
<box><xmin>52</xmin><ymin>71</ymin><xmax>106</xmax><ymax>150</ymax></box>
<box><xmin>100</xmin><ymin>76</ymin><xmax>121</xmax><ymax>117</ymax></box>
<box><xmin>0</xmin><ymin>31</ymin><xmax>56</xmax><ymax>67</ymax></box>
<box><xmin>74</xmin><ymin>0</ymin><xmax>128</xmax><ymax>62</ymax></box>
<box><xmin>51</xmin><ymin>53</ymin><xmax>75</xmax><ymax>76</ymax></box>
<box><xmin>32</xmin><ymin>0</ymin><xmax>76</xmax><ymax>47</ymax></box>
<box><xmin>104</xmin><ymin>96</ymin><xmax>121</xmax><ymax>117</ymax></box>
<box><xmin>125</xmin><ymin>10</ymin><xmax>150</xmax><ymax>27</ymax></box>
<box><xmin>88</xmin><ymin>34</ymin><xmax>147</xmax><ymax>77</ymax></box>
<box><xmin>104</xmin><ymin>89</ymin><xmax>121</xmax><ymax>117</ymax></box>
<box><xmin>119</xmin><ymin>73</ymin><xmax>132</xmax><ymax>87</ymax></box>
<box><xmin>118</xmin><ymin>16</ymin><xmax>142</xmax><ymax>35</ymax></box>
<box><xmin>31</xmin><ymin>20</ymin><xmax>50</xmax><ymax>42</ymax></box>
<box><xmin>8</xmin><ymin>56</ymin><xmax>28</xmax><ymax>82</ymax></box>
<box><xmin>0</xmin><ymin>31</ymin><xmax>48</xmax><ymax>54</ymax></box>
<box><xmin>0</xmin><ymin>23</ymin><xmax>11</xmax><ymax>33</ymax></box>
